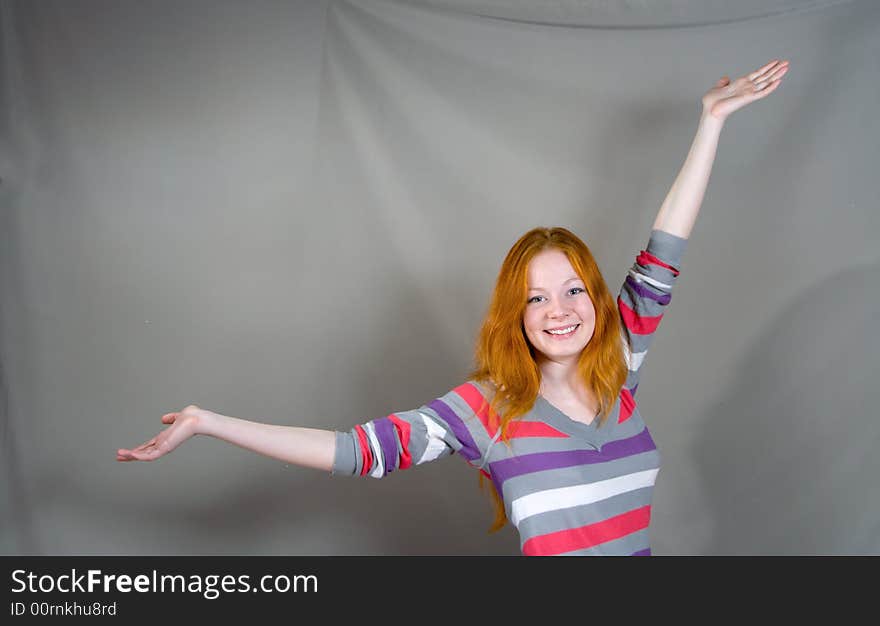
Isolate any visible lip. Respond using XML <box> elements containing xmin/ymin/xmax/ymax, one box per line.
<box><xmin>545</xmin><ymin>323</ymin><xmax>580</xmax><ymax>332</ymax></box>
<box><xmin>544</xmin><ymin>323</ymin><xmax>580</xmax><ymax>338</ymax></box>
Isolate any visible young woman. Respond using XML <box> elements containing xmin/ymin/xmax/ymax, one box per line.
<box><xmin>118</xmin><ymin>59</ymin><xmax>790</xmax><ymax>555</ymax></box>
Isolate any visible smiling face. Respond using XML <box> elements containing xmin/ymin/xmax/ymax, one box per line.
<box><xmin>523</xmin><ymin>248</ymin><xmax>596</xmax><ymax>365</ymax></box>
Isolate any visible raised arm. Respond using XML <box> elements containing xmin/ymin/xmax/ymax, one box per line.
<box><xmin>652</xmin><ymin>59</ymin><xmax>789</xmax><ymax>239</ymax></box>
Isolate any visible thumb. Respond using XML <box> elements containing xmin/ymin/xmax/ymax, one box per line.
<box><xmin>716</xmin><ymin>76</ymin><xmax>730</xmax><ymax>87</ymax></box>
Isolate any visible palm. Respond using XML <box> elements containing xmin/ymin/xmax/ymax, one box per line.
<box><xmin>116</xmin><ymin>405</ymin><xmax>203</xmax><ymax>462</ymax></box>
<box><xmin>703</xmin><ymin>59</ymin><xmax>790</xmax><ymax>121</ymax></box>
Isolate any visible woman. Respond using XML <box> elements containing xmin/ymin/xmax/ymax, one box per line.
<box><xmin>118</xmin><ymin>59</ymin><xmax>790</xmax><ymax>555</ymax></box>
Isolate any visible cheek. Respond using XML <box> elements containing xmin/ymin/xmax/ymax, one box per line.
<box><xmin>581</xmin><ymin>299</ymin><xmax>597</xmax><ymax>322</ymax></box>
<box><xmin>522</xmin><ymin>310</ymin><xmax>542</xmax><ymax>339</ymax></box>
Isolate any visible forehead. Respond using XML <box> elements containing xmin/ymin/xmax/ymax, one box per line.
<box><xmin>527</xmin><ymin>249</ymin><xmax>580</xmax><ymax>284</ymax></box>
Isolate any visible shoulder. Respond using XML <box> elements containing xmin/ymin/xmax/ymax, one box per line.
<box><xmin>445</xmin><ymin>379</ymin><xmax>494</xmax><ymax>406</ymax></box>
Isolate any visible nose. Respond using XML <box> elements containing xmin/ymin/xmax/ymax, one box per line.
<box><xmin>546</xmin><ymin>298</ymin><xmax>571</xmax><ymax>319</ymax></box>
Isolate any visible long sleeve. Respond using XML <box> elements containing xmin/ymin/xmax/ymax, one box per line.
<box><xmin>617</xmin><ymin>229</ymin><xmax>688</xmax><ymax>397</ymax></box>
<box><xmin>331</xmin><ymin>382</ymin><xmax>495</xmax><ymax>478</ymax></box>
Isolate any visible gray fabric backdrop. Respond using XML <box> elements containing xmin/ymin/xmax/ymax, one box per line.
<box><xmin>1</xmin><ymin>0</ymin><xmax>877</xmax><ymax>555</ymax></box>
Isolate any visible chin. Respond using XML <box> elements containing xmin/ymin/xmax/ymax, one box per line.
<box><xmin>536</xmin><ymin>343</ymin><xmax>588</xmax><ymax>361</ymax></box>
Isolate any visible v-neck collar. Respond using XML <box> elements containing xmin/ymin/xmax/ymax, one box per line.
<box><xmin>534</xmin><ymin>394</ymin><xmax>620</xmax><ymax>451</ymax></box>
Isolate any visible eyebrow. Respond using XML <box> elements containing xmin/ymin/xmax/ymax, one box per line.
<box><xmin>527</xmin><ymin>277</ymin><xmax>583</xmax><ymax>292</ymax></box>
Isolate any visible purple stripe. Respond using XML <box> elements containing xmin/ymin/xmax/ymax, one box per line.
<box><xmin>488</xmin><ymin>428</ymin><xmax>657</xmax><ymax>487</ymax></box>
<box><xmin>427</xmin><ymin>398</ymin><xmax>481</xmax><ymax>462</ymax></box>
<box><xmin>602</xmin><ymin>427</ymin><xmax>657</xmax><ymax>458</ymax></box>
<box><xmin>372</xmin><ymin>417</ymin><xmax>399</xmax><ymax>475</ymax></box>
<box><xmin>491</xmin><ymin>474</ymin><xmax>504</xmax><ymax>501</ymax></box>
<box><xmin>625</xmin><ymin>275</ymin><xmax>671</xmax><ymax>305</ymax></box>
<box><xmin>631</xmin><ymin>548</ymin><xmax>652</xmax><ymax>556</ymax></box>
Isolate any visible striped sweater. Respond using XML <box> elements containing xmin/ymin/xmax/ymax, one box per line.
<box><xmin>332</xmin><ymin>229</ymin><xmax>687</xmax><ymax>556</ymax></box>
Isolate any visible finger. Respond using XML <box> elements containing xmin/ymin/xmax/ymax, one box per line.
<box><xmin>162</xmin><ymin>412</ymin><xmax>179</xmax><ymax>424</ymax></box>
<box><xmin>748</xmin><ymin>59</ymin><xmax>780</xmax><ymax>81</ymax></box>
<box><xmin>117</xmin><ymin>437</ymin><xmax>154</xmax><ymax>455</ymax></box>
<box><xmin>135</xmin><ymin>448</ymin><xmax>160</xmax><ymax>461</ymax></box>
<box><xmin>117</xmin><ymin>445</ymin><xmax>150</xmax><ymax>458</ymax></box>
<box><xmin>121</xmin><ymin>447</ymin><xmax>161</xmax><ymax>462</ymax></box>
<box><xmin>117</xmin><ymin>449</ymin><xmax>143</xmax><ymax>461</ymax></box>
<box><xmin>756</xmin><ymin>79</ymin><xmax>782</xmax><ymax>97</ymax></box>
<box><xmin>749</xmin><ymin>79</ymin><xmax>781</xmax><ymax>100</ymax></box>
<box><xmin>117</xmin><ymin>451</ymin><xmax>145</xmax><ymax>462</ymax></box>
<box><xmin>764</xmin><ymin>63</ymin><xmax>789</xmax><ymax>82</ymax></box>
<box><xmin>755</xmin><ymin>60</ymin><xmax>789</xmax><ymax>84</ymax></box>
<box><xmin>133</xmin><ymin>436</ymin><xmax>158</xmax><ymax>452</ymax></box>
<box><xmin>757</xmin><ymin>69</ymin><xmax>786</xmax><ymax>90</ymax></box>
<box><xmin>757</xmin><ymin>63</ymin><xmax>788</xmax><ymax>87</ymax></box>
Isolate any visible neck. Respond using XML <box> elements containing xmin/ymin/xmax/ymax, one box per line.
<box><xmin>536</xmin><ymin>355</ymin><xmax>581</xmax><ymax>395</ymax></box>
<box><xmin>537</xmin><ymin>356</ymin><xmax>600</xmax><ymax>417</ymax></box>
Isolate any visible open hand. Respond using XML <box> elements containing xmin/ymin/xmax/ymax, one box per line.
<box><xmin>117</xmin><ymin>404</ymin><xmax>207</xmax><ymax>462</ymax></box>
<box><xmin>702</xmin><ymin>59</ymin><xmax>790</xmax><ymax>122</ymax></box>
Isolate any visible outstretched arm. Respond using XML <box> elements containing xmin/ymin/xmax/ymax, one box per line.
<box><xmin>116</xmin><ymin>405</ymin><xmax>337</xmax><ymax>472</ymax></box>
<box><xmin>652</xmin><ymin>59</ymin><xmax>790</xmax><ymax>239</ymax></box>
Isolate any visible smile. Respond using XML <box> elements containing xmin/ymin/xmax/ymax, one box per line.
<box><xmin>545</xmin><ymin>324</ymin><xmax>580</xmax><ymax>337</ymax></box>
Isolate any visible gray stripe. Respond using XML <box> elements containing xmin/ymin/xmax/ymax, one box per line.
<box><xmin>647</xmin><ymin>229</ymin><xmax>687</xmax><ymax>269</ymax></box>
<box><xmin>560</xmin><ymin>528</ymin><xmax>652</xmax><ymax>556</ymax></box>
<box><xmin>331</xmin><ymin>430</ymin><xmax>359</xmax><ymax>476</ymax></box>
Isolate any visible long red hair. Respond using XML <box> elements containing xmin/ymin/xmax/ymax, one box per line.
<box><xmin>466</xmin><ymin>226</ymin><xmax>628</xmax><ymax>533</ymax></box>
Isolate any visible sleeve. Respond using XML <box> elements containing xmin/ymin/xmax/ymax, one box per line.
<box><xmin>617</xmin><ymin>229</ymin><xmax>688</xmax><ymax>397</ymax></box>
<box><xmin>331</xmin><ymin>382</ymin><xmax>494</xmax><ymax>478</ymax></box>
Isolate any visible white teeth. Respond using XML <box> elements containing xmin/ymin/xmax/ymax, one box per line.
<box><xmin>547</xmin><ymin>325</ymin><xmax>578</xmax><ymax>335</ymax></box>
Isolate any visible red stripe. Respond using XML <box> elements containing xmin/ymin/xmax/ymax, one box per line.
<box><xmin>387</xmin><ymin>414</ymin><xmax>413</xmax><ymax>470</ymax></box>
<box><xmin>522</xmin><ymin>505</ymin><xmax>652</xmax><ymax>556</ymax></box>
<box><xmin>637</xmin><ymin>250</ymin><xmax>679</xmax><ymax>276</ymax></box>
<box><xmin>456</xmin><ymin>382</ymin><xmax>569</xmax><ymax>439</ymax></box>
<box><xmin>454</xmin><ymin>383</ymin><xmax>500</xmax><ymax>436</ymax></box>
<box><xmin>354</xmin><ymin>425</ymin><xmax>372</xmax><ymax>477</ymax></box>
<box><xmin>619</xmin><ymin>388</ymin><xmax>635</xmax><ymax>424</ymax></box>
<box><xmin>507</xmin><ymin>421</ymin><xmax>569</xmax><ymax>439</ymax></box>
<box><xmin>618</xmin><ymin>296</ymin><xmax>662</xmax><ymax>334</ymax></box>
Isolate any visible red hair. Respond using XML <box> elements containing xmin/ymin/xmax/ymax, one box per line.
<box><xmin>466</xmin><ymin>226</ymin><xmax>628</xmax><ymax>533</ymax></box>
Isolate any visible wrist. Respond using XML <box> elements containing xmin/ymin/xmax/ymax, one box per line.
<box><xmin>194</xmin><ymin>409</ymin><xmax>221</xmax><ymax>436</ymax></box>
<box><xmin>699</xmin><ymin>109</ymin><xmax>726</xmax><ymax>131</ymax></box>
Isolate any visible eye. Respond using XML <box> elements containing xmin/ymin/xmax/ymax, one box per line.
<box><xmin>568</xmin><ymin>287</ymin><xmax>585</xmax><ymax>296</ymax></box>
<box><xmin>527</xmin><ymin>295</ymin><xmax>544</xmax><ymax>304</ymax></box>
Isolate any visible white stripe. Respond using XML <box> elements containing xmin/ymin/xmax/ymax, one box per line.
<box><xmin>627</xmin><ymin>269</ymin><xmax>671</xmax><ymax>291</ymax></box>
<box><xmin>621</xmin><ymin>333</ymin><xmax>646</xmax><ymax>371</ymax></box>
<box><xmin>627</xmin><ymin>349</ymin><xmax>647</xmax><ymax>371</ymax></box>
<box><xmin>416</xmin><ymin>412</ymin><xmax>448</xmax><ymax>465</ymax></box>
<box><xmin>363</xmin><ymin>422</ymin><xmax>385</xmax><ymax>478</ymax></box>
<box><xmin>509</xmin><ymin>468</ymin><xmax>659</xmax><ymax>526</ymax></box>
